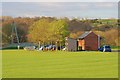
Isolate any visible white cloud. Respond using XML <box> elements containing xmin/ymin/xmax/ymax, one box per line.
<box><xmin>94</xmin><ymin>2</ymin><xmax>118</xmax><ymax>8</ymax></box>
<box><xmin>35</xmin><ymin>2</ymin><xmax>63</xmax><ymax>9</ymax></box>
<box><xmin>21</xmin><ymin>14</ymin><xmax>39</xmax><ymax>17</ymax></box>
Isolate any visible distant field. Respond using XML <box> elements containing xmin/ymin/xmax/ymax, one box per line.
<box><xmin>2</xmin><ymin>50</ymin><xmax>118</xmax><ymax>78</ymax></box>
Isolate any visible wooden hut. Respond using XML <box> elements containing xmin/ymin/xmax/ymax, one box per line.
<box><xmin>65</xmin><ymin>37</ymin><xmax>77</xmax><ymax>51</ymax></box>
<box><xmin>77</xmin><ymin>31</ymin><xmax>100</xmax><ymax>51</ymax></box>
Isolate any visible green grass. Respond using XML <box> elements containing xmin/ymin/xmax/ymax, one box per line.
<box><xmin>111</xmin><ymin>46</ymin><xmax>120</xmax><ymax>50</ymax></box>
<box><xmin>2</xmin><ymin>50</ymin><xmax>118</xmax><ymax>78</ymax></box>
<box><xmin>0</xmin><ymin>50</ymin><xmax>2</xmax><ymax>79</ymax></box>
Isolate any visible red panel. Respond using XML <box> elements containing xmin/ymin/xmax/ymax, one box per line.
<box><xmin>84</xmin><ymin>32</ymin><xmax>98</xmax><ymax>51</ymax></box>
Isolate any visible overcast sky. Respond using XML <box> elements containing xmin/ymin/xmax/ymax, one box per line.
<box><xmin>1</xmin><ymin>1</ymin><xmax>119</xmax><ymax>19</ymax></box>
<box><xmin>1</xmin><ymin>0</ymin><xmax>119</xmax><ymax>2</ymax></box>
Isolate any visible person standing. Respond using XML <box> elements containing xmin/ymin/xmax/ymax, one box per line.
<box><xmin>18</xmin><ymin>45</ymin><xmax>20</xmax><ymax>50</ymax></box>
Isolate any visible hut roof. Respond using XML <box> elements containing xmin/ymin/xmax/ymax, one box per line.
<box><xmin>78</xmin><ymin>31</ymin><xmax>92</xmax><ymax>39</ymax></box>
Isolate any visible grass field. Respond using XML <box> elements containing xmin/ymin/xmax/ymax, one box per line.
<box><xmin>2</xmin><ymin>50</ymin><xmax>118</xmax><ymax>78</ymax></box>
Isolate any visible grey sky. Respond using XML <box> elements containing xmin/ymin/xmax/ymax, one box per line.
<box><xmin>1</xmin><ymin>0</ymin><xmax>119</xmax><ymax>2</ymax></box>
<box><xmin>2</xmin><ymin>2</ymin><xmax>118</xmax><ymax>18</ymax></box>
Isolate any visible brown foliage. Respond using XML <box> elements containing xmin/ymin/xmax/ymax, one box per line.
<box><xmin>70</xmin><ymin>31</ymin><xmax>83</xmax><ymax>39</ymax></box>
<box><xmin>105</xmin><ymin>29</ymin><xmax>119</xmax><ymax>46</ymax></box>
<box><xmin>94</xmin><ymin>29</ymin><xmax>119</xmax><ymax>46</ymax></box>
<box><xmin>68</xmin><ymin>19</ymin><xmax>92</xmax><ymax>33</ymax></box>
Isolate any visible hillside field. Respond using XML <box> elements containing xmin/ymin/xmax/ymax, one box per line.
<box><xmin>2</xmin><ymin>50</ymin><xmax>118</xmax><ymax>78</ymax></box>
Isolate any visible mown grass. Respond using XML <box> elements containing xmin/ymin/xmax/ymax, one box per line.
<box><xmin>2</xmin><ymin>50</ymin><xmax>118</xmax><ymax>78</ymax></box>
<box><xmin>111</xmin><ymin>46</ymin><xmax>120</xmax><ymax>50</ymax></box>
<box><xmin>0</xmin><ymin>50</ymin><xmax>2</xmax><ymax>79</ymax></box>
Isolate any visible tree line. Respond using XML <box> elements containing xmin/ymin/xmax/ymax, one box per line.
<box><xmin>1</xmin><ymin>16</ymin><xmax>119</xmax><ymax>47</ymax></box>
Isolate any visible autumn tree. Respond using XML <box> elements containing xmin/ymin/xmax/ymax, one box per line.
<box><xmin>70</xmin><ymin>31</ymin><xmax>83</xmax><ymax>39</ymax></box>
<box><xmin>28</xmin><ymin>19</ymin><xmax>50</xmax><ymax>45</ymax></box>
<box><xmin>2</xmin><ymin>24</ymin><xmax>13</xmax><ymax>44</ymax></box>
<box><xmin>28</xmin><ymin>19</ymin><xmax>69</xmax><ymax>49</ymax></box>
<box><xmin>68</xmin><ymin>19</ymin><xmax>92</xmax><ymax>33</ymax></box>
<box><xmin>105</xmin><ymin>29</ymin><xmax>118</xmax><ymax>46</ymax></box>
<box><xmin>49</xmin><ymin>19</ymin><xmax>69</xmax><ymax>42</ymax></box>
<box><xmin>2</xmin><ymin>16</ymin><xmax>119</xmax><ymax>47</ymax></box>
